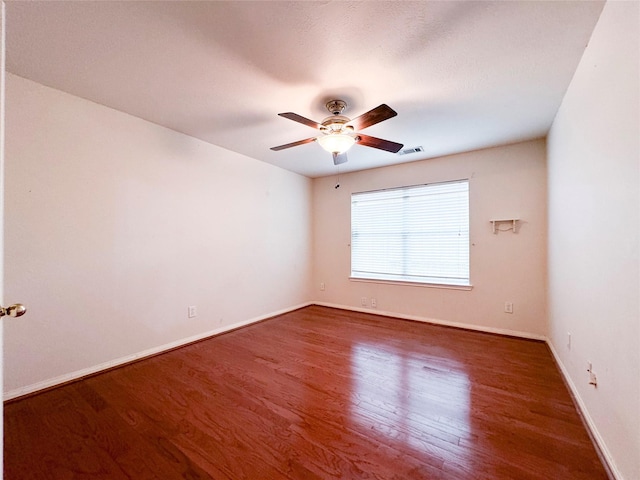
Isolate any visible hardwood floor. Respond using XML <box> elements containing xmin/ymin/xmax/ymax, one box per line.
<box><xmin>4</xmin><ymin>306</ymin><xmax>609</xmax><ymax>479</ymax></box>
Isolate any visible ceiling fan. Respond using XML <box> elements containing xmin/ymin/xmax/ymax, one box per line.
<box><xmin>270</xmin><ymin>100</ymin><xmax>403</xmax><ymax>165</ymax></box>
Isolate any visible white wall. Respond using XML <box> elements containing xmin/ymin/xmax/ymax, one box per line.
<box><xmin>3</xmin><ymin>74</ymin><xmax>313</xmax><ymax>396</ymax></box>
<box><xmin>313</xmin><ymin>140</ymin><xmax>548</xmax><ymax>338</ymax></box>
<box><xmin>547</xmin><ymin>1</ymin><xmax>639</xmax><ymax>479</ymax></box>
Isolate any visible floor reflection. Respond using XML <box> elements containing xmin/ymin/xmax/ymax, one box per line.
<box><xmin>350</xmin><ymin>341</ymin><xmax>471</xmax><ymax>460</ymax></box>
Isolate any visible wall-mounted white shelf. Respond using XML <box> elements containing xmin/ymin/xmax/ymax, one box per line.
<box><xmin>490</xmin><ymin>218</ymin><xmax>519</xmax><ymax>234</ymax></box>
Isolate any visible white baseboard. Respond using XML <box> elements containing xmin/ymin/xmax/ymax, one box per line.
<box><xmin>546</xmin><ymin>341</ymin><xmax>621</xmax><ymax>480</ymax></box>
<box><xmin>3</xmin><ymin>302</ymin><xmax>312</xmax><ymax>401</ymax></box>
<box><xmin>312</xmin><ymin>301</ymin><xmax>547</xmax><ymax>341</ymax></box>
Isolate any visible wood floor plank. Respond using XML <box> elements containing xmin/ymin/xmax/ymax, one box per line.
<box><xmin>4</xmin><ymin>305</ymin><xmax>609</xmax><ymax>479</ymax></box>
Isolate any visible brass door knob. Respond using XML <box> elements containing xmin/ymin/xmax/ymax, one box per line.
<box><xmin>0</xmin><ymin>304</ymin><xmax>27</xmax><ymax>318</ymax></box>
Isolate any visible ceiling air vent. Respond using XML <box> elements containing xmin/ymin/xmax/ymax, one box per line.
<box><xmin>398</xmin><ymin>146</ymin><xmax>424</xmax><ymax>156</ymax></box>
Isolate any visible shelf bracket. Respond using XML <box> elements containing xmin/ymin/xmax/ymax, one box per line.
<box><xmin>490</xmin><ymin>219</ymin><xmax>519</xmax><ymax>234</ymax></box>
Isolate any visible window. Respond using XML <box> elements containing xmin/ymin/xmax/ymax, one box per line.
<box><xmin>351</xmin><ymin>180</ymin><xmax>470</xmax><ymax>287</ymax></box>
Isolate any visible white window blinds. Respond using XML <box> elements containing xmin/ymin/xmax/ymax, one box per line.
<box><xmin>351</xmin><ymin>180</ymin><xmax>470</xmax><ymax>286</ymax></box>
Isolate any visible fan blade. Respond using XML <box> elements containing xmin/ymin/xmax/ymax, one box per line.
<box><xmin>347</xmin><ymin>104</ymin><xmax>397</xmax><ymax>131</ymax></box>
<box><xmin>278</xmin><ymin>112</ymin><xmax>322</xmax><ymax>129</ymax></box>
<box><xmin>356</xmin><ymin>134</ymin><xmax>403</xmax><ymax>153</ymax></box>
<box><xmin>332</xmin><ymin>152</ymin><xmax>348</xmax><ymax>165</ymax></box>
<box><xmin>270</xmin><ymin>137</ymin><xmax>316</xmax><ymax>151</ymax></box>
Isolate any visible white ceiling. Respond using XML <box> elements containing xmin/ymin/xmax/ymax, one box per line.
<box><xmin>6</xmin><ymin>1</ymin><xmax>605</xmax><ymax>178</ymax></box>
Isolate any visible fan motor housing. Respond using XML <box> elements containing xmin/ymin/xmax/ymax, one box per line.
<box><xmin>320</xmin><ymin>115</ymin><xmax>353</xmax><ymax>134</ymax></box>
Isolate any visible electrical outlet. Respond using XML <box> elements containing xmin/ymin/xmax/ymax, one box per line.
<box><xmin>320</xmin><ymin>282</ymin><xmax>325</xmax><ymax>291</ymax></box>
<box><xmin>361</xmin><ymin>297</ymin><xmax>367</xmax><ymax>307</ymax></box>
<box><xmin>371</xmin><ymin>298</ymin><xmax>377</xmax><ymax>308</ymax></box>
<box><xmin>188</xmin><ymin>306</ymin><xmax>197</xmax><ymax>318</ymax></box>
<box><xmin>504</xmin><ymin>302</ymin><xmax>513</xmax><ymax>314</ymax></box>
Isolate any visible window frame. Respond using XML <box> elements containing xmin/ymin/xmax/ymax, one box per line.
<box><xmin>349</xmin><ymin>179</ymin><xmax>471</xmax><ymax>289</ymax></box>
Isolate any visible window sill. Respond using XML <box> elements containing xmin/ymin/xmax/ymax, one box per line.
<box><xmin>349</xmin><ymin>276</ymin><xmax>473</xmax><ymax>291</ymax></box>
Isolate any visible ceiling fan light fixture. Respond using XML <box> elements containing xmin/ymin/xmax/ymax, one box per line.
<box><xmin>317</xmin><ymin>133</ymin><xmax>356</xmax><ymax>154</ymax></box>
<box><xmin>271</xmin><ymin>101</ymin><xmax>403</xmax><ymax>161</ymax></box>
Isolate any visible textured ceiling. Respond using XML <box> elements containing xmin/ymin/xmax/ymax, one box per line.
<box><xmin>6</xmin><ymin>1</ymin><xmax>605</xmax><ymax>178</ymax></box>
